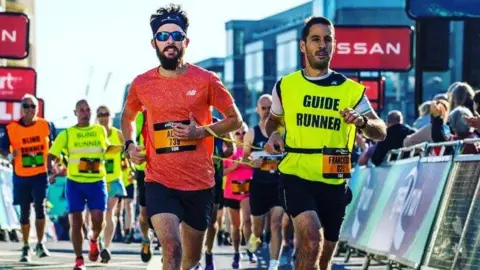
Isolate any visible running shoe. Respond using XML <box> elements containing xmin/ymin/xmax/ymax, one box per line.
<box><xmin>35</xmin><ymin>243</ymin><xmax>50</xmax><ymax>258</ymax></box>
<box><xmin>88</xmin><ymin>239</ymin><xmax>100</xmax><ymax>262</ymax></box>
<box><xmin>73</xmin><ymin>256</ymin><xmax>86</xmax><ymax>270</ymax></box>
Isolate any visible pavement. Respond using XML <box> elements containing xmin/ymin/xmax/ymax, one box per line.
<box><xmin>0</xmin><ymin>241</ymin><xmax>388</xmax><ymax>269</ymax></box>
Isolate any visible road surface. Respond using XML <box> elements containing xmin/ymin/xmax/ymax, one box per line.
<box><xmin>0</xmin><ymin>241</ymin><xmax>387</xmax><ymax>269</ymax></box>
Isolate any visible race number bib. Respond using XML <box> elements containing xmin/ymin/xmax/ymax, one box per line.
<box><xmin>21</xmin><ymin>153</ymin><xmax>45</xmax><ymax>168</ymax></box>
<box><xmin>231</xmin><ymin>180</ymin><xmax>251</xmax><ymax>195</ymax></box>
<box><xmin>322</xmin><ymin>147</ymin><xmax>351</xmax><ymax>179</ymax></box>
<box><xmin>79</xmin><ymin>158</ymin><xmax>101</xmax><ymax>174</ymax></box>
<box><xmin>105</xmin><ymin>159</ymin><xmax>114</xmax><ymax>174</ymax></box>
<box><xmin>260</xmin><ymin>159</ymin><xmax>279</xmax><ymax>173</ymax></box>
<box><xmin>153</xmin><ymin>120</ymin><xmax>197</xmax><ymax>154</ymax></box>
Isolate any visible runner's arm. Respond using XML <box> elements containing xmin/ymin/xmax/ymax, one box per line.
<box><xmin>353</xmin><ymin>95</ymin><xmax>387</xmax><ymax>141</ymax></box>
<box><xmin>49</xmin><ymin>131</ymin><xmax>67</xmax><ymax>170</ymax></box>
<box><xmin>222</xmin><ymin>132</ymin><xmax>235</xmax><ymax>158</ymax></box>
<box><xmin>0</xmin><ymin>130</ymin><xmax>10</xmax><ymax>158</ymax></box>
<box><xmin>242</xmin><ymin>127</ymin><xmax>254</xmax><ymax>163</ymax></box>
<box><xmin>121</xmin><ymin>83</ymin><xmax>143</xmax><ymax>143</ymax></box>
<box><xmin>266</xmin><ymin>81</ymin><xmax>285</xmax><ymax>137</ymax></box>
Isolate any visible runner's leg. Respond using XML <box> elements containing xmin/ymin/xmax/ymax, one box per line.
<box><xmin>269</xmin><ymin>206</ymin><xmax>284</xmax><ymax>261</ymax></box>
<box><xmin>31</xmin><ymin>174</ymin><xmax>49</xmax><ymax>257</ymax></box>
<box><xmin>180</xmin><ymin>187</ymin><xmax>214</xmax><ymax>268</ymax></box>
<box><xmin>146</xmin><ymin>182</ymin><xmax>184</xmax><ymax>269</ymax></box>
<box><xmin>85</xmin><ymin>180</ymin><xmax>108</xmax><ymax>262</ymax></box>
<box><xmin>104</xmin><ymin>197</ymin><xmax>119</xmax><ymax>248</ymax></box>
<box><xmin>16</xmin><ymin>177</ymin><xmax>32</xmax><ymax>262</ymax></box>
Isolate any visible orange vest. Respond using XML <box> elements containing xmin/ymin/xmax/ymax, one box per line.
<box><xmin>6</xmin><ymin>118</ymin><xmax>51</xmax><ymax>177</ymax></box>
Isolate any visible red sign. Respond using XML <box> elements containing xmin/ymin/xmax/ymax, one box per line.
<box><xmin>349</xmin><ymin>77</ymin><xmax>385</xmax><ymax>110</ymax></box>
<box><xmin>331</xmin><ymin>26</ymin><xmax>413</xmax><ymax>71</ymax></box>
<box><xmin>0</xmin><ymin>67</ymin><xmax>36</xmax><ymax>100</ymax></box>
<box><xmin>0</xmin><ymin>98</ymin><xmax>44</xmax><ymax>125</ymax></box>
<box><xmin>0</xmin><ymin>12</ymin><xmax>30</xmax><ymax>59</ymax></box>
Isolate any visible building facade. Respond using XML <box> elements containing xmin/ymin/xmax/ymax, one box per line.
<box><xmin>195</xmin><ymin>0</ymin><xmax>470</xmax><ymax>126</ymax></box>
<box><xmin>2</xmin><ymin>0</ymin><xmax>36</xmax><ymax>68</ymax></box>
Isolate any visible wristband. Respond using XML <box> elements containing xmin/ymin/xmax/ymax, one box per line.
<box><xmin>356</xmin><ymin>115</ymin><xmax>368</xmax><ymax>129</ymax></box>
<box><xmin>124</xmin><ymin>140</ymin><xmax>135</xmax><ymax>153</ymax></box>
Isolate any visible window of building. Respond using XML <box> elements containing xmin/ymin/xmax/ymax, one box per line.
<box><xmin>224</xmin><ymin>58</ymin><xmax>234</xmax><ymax>83</ymax></box>
<box><xmin>276</xmin><ymin>30</ymin><xmax>299</xmax><ymax>79</ymax></box>
<box><xmin>234</xmin><ymin>30</ymin><xmax>245</xmax><ymax>55</ymax></box>
<box><xmin>226</xmin><ymin>29</ymin><xmax>234</xmax><ymax>56</ymax></box>
<box><xmin>245</xmin><ymin>41</ymin><xmax>264</xmax><ymax>81</ymax></box>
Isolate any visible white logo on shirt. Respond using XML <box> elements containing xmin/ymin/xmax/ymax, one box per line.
<box><xmin>186</xmin><ymin>90</ymin><xmax>197</xmax><ymax>96</ymax></box>
<box><xmin>331</xmin><ymin>81</ymin><xmax>338</xmax><ymax>85</ymax></box>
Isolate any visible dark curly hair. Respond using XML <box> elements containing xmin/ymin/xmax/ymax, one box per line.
<box><xmin>150</xmin><ymin>4</ymin><xmax>189</xmax><ymax>33</ymax></box>
<box><xmin>302</xmin><ymin>16</ymin><xmax>333</xmax><ymax>41</ymax></box>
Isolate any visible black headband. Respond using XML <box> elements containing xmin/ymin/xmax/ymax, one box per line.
<box><xmin>150</xmin><ymin>14</ymin><xmax>187</xmax><ymax>35</ymax></box>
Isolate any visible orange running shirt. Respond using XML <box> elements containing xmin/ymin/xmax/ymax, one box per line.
<box><xmin>125</xmin><ymin>64</ymin><xmax>235</xmax><ymax>191</ymax></box>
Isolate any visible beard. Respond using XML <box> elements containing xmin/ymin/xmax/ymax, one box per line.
<box><xmin>306</xmin><ymin>51</ymin><xmax>330</xmax><ymax>70</ymax></box>
<box><xmin>156</xmin><ymin>45</ymin><xmax>184</xmax><ymax>70</ymax></box>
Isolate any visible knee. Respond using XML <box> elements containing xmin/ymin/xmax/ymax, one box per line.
<box><xmin>270</xmin><ymin>220</ymin><xmax>282</xmax><ymax>233</ymax></box>
<box><xmin>20</xmin><ymin>204</ymin><xmax>31</xmax><ymax>225</ymax></box>
<box><xmin>301</xmin><ymin>233</ymin><xmax>321</xmax><ymax>252</ymax></box>
<box><xmin>162</xmin><ymin>235</ymin><xmax>182</xmax><ymax>257</ymax></box>
<box><xmin>34</xmin><ymin>200</ymin><xmax>46</xmax><ymax>220</ymax></box>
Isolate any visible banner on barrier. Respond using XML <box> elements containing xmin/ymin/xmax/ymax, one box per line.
<box><xmin>389</xmin><ymin>157</ymin><xmax>452</xmax><ymax>267</ymax></box>
<box><xmin>0</xmin><ymin>165</ymin><xmax>20</xmax><ymax>230</ymax></box>
<box><xmin>341</xmin><ymin>165</ymin><xmax>390</xmax><ymax>248</ymax></box>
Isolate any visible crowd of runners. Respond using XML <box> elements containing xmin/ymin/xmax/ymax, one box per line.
<box><xmin>3</xmin><ymin>3</ymin><xmax>387</xmax><ymax>270</ymax></box>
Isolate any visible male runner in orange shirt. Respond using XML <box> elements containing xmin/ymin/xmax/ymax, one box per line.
<box><xmin>120</xmin><ymin>4</ymin><xmax>242</xmax><ymax>270</ymax></box>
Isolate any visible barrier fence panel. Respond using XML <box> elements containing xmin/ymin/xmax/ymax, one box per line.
<box><xmin>365</xmin><ymin>157</ymin><xmax>421</xmax><ymax>256</ymax></box>
<box><xmin>423</xmin><ymin>155</ymin><xmax>480</xmax><ymax>269</ymax></box>
<box><xmin>388</xmin><ymin>155</ymin><xmax>452</xmax><ymax>268</ymax></box>
<box><xmin>340</xmin><ymin>164</ymin><xmax>391</xmax><ymax>251</ymax></box>
<box><xmin>451</xmin><ymin>164</ymin><xmax>480</xmax><ymax>270</ymax></box>
<box><xmin>0</xmin><ymin>163</ymin><xmax>20</xmax><ymax>231</ymax></box>
<box><xmin>340</xmin><ymin>165</ymin><xmax>371</xmax><ymax>242</ymax></box>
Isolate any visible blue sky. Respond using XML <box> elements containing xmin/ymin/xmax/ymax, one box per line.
<box><xmin>35</xmin><ymin>0</ymin><xmax>310</xmax><ymax>127</ymax></box>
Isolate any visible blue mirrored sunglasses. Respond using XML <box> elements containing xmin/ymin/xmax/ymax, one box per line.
<box><xmin>154</xmin><ymin>31</ymin><xmax>186</xmax><ymax>42</ymax></box>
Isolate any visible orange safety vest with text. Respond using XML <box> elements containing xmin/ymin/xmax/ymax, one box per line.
<box><xmin>6</xmin><ymin>118</ymin><xmax>51</xmax><ymax>177</ymax></box>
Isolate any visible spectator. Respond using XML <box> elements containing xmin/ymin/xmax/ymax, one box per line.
<box><xmin>447</xmin><ymin>81</ymin><xmax>462</xmax><ymax>99</ymax></box>
<box><xmin>449</xmin><ymin>82</ymin><xmax>475</xmax><ymax>114</ymax></box>
<box><xmin>357</xmin><ymin>142</ymin><xmax>376</xmax><ymax>166</ymax></box>
<box><xmin>404</xmin><ymin>99</ymin><xmax>450</xmax><ymax>148</ymax></box>
<box><xmin>434</xmin><ymin>93</ymin><xmax>448</xmax><ymax>102</ymax></box>
<box><xmin>371</xmin><ymin>111</ymin><xmax>415</xmax><ymax>166</ymax></box>
<box><xmin>413</xmin><ymin>100</ymin><xmax>432</xmax><ymax>129</ymax></box>
<box><xmin>433</xmin><ymin>106</ymin><xmax>480</xmax><ymax>154</ymax></box>
<box><xmin>472</xmin><ymin>90</ymin><xmax>480</xmax><ymax>115</ymax></box>
<box><xmin>351</xmin><ymin>131</ymin><xmax>368</xmax><ymax>166</ymax></box>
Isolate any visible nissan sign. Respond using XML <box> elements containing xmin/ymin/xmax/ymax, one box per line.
<box><xmin>0</xmin><ymin>67</ymin><xmax>36</xmax><ymax>100</ymax></box>
<box><xmin>0</xmin><ymin>12</ymin><xmax>30</xmax><ymax>59</ymax></box>
<box><xmin>331</xmin><ymin>26</ymin><xmax>413</xmax><ymax>71</ymax></box>
<box><xmin>0</xmin><ymin>98</ymin><xmax>44</xmax><ymax>125</ymax></box>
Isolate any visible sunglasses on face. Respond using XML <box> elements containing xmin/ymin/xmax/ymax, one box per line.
<box><xmin>261</xmin><ymin>106</ymin><xmax>271</xmax><ymax>111</ymax></box>
<box><xmin>154</xmin><ymin>31</ymin><xmax>186</xmax><ymax>42</ymax></box>
<box><xmin>235</xmin><ymin>131</ymin><xmax>246</xmax><ymax>136</ymax></box>
<box><xmin>22</xmin><ymin>103</ymin><xmax>36</xmax><ymax>109</ymax></box>
<box><xmin>97</xmin><ymin>112</ymin><xmax>110</xmax><ymax>118</ymax></box>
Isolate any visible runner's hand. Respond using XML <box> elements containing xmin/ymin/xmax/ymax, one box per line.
<box><xmin>465</xmin><ymin>115</ymin><xmax>480</xmax><ymax>129</ymax></box>
<box><xmin>340</xmin><ymin>108</ymin><xmax>364</xmax><ymax>126</ymax></box>
<box><xmin>128</xmin><ymin>172</ymin><xmax>135</xmax><ymax>183</ymax></box>
<box><xmin>251</xmin><ymin>158</ymin><xmax>264</xmax><ymax>168</ymax></box>
<box><xmin>173</xmin><ymin>113</ymin><xmax>205</xmax><ymax>140</ymax></box>
<box><xmin>265</xmin><ymin>131</ymin><xmax>284</xmax><ymax>155</ymax></box>
<box><xmin>128</xmin><ymin>144</ymin><xmax>146</xmax><ymax>165</ymax></box>
<box><xmin>48</xmin><ymin>174</ymin><xmax>56</xmax><ymax>184</ymax></box>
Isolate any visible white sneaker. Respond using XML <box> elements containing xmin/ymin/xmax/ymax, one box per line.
<box><xmin>268</xmin><ymin>259</ymin><xmax>280</xmax><ymax>270</ymax></box>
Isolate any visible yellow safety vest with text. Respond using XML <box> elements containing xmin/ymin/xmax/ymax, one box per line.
<box><xmin>65</xmin><ymin>124</ymin><xmax>109</xmax><ymax>183</ymax></box>
<box><xmin>278</xmin><ymin>71</ymin><xmax>364</xmax><ymax>185</ymax></box>
<box><xmin>105</xmin><ymin>127</ymin><xmax>123</xmax><ymax>183</ymax></box>
<box><xmin>135</xmin><ymin>111</ymin><xmax>146</xmax><ymax>171</ymax></box>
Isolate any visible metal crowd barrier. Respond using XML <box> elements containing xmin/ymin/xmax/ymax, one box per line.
<box><xmin>341</xmin><ymin>139</ymin><xmax>480</xmax><ymax>270</ymax></box>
